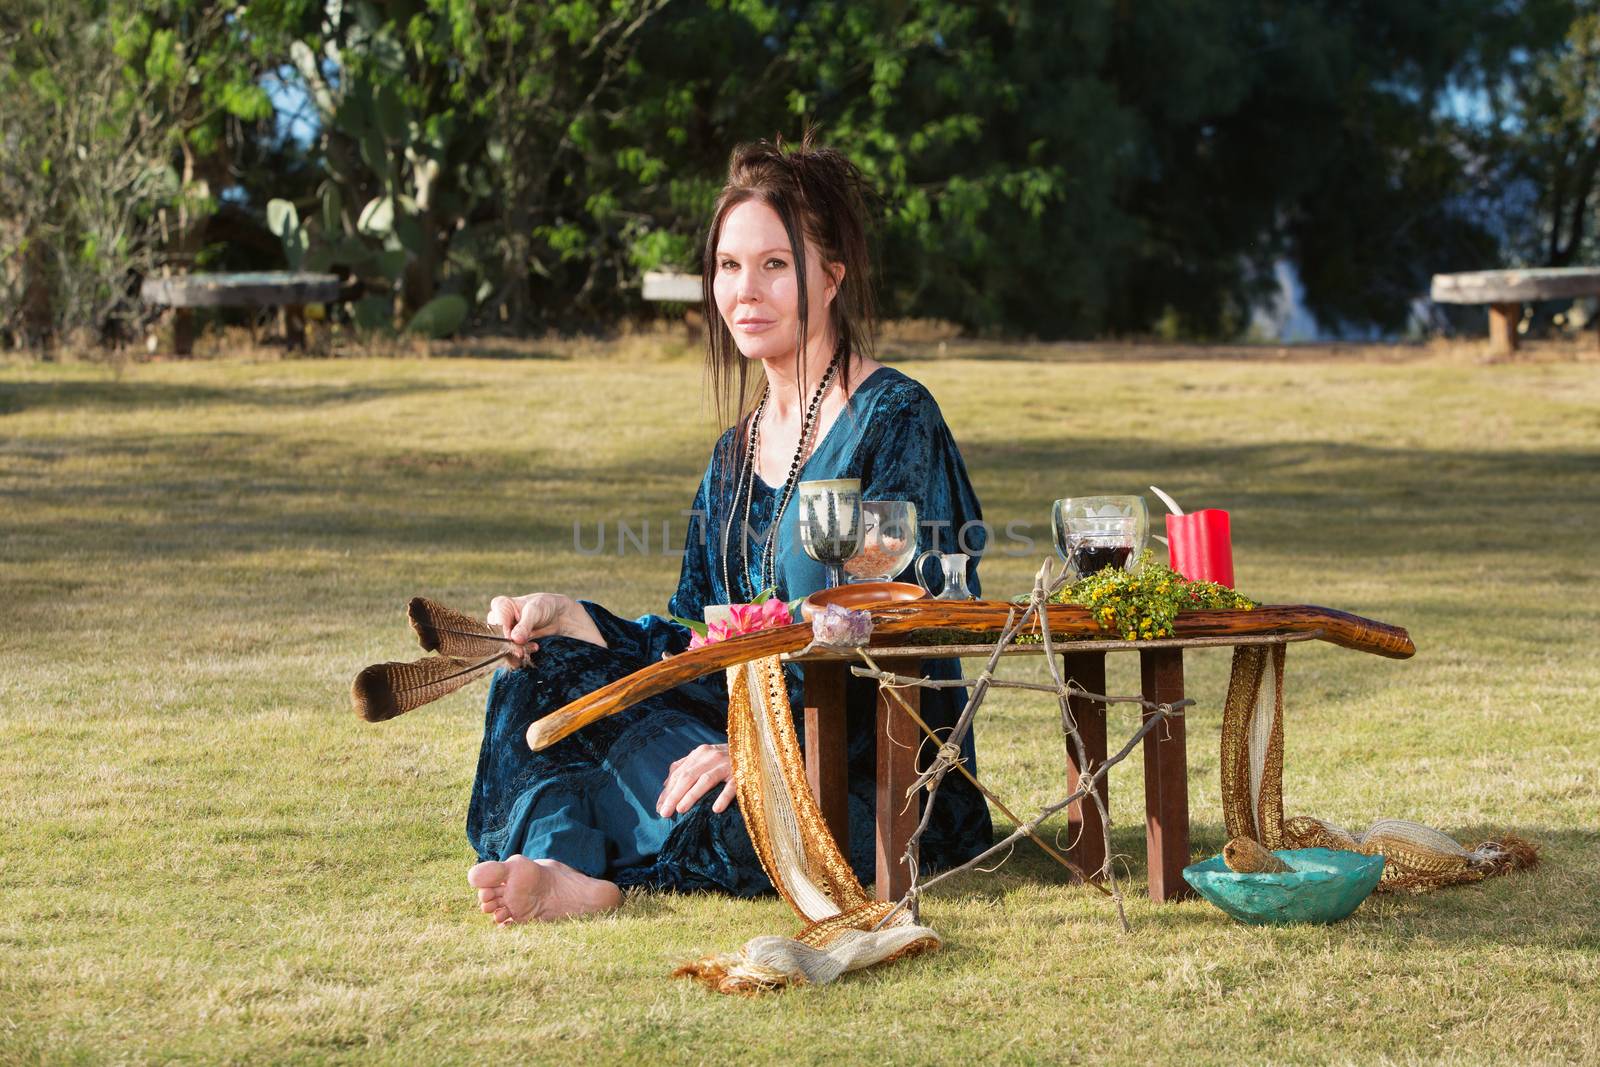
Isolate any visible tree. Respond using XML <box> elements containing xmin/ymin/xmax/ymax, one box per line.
<box><xmin>9</xmin><ymin>0</ymin><xmax>1592</xmax><ymax>347</ymax></box>
<box><xmin>1474</xmin><ymin>4</ymin><xmax>1600</xmax><ymax>269</ymax></box>
<box><xmin>0</xmin><ymin>0</ymin><xmax>287</xmax><ymax>347</ymax></box>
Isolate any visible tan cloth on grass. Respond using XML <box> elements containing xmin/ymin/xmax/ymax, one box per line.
<box><xmin>673</xmin><ymin>655</ymin><xmax>938</xmax><ymax>993</ymax></box>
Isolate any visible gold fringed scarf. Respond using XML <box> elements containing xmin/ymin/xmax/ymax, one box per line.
<box><xmin>1219</xmin><ymin>644</ymin><xmax>1538</xmax><ymax>891</ymax></box>
<box><xmin>674</xmin><ymin>655</ymin><xmax>939</xmax><ymax>994</ymax></box>
<box><xmin>1220</xmin><ymin>644</ymin><xmax>1287</xmax><ymax>849</ymax></box>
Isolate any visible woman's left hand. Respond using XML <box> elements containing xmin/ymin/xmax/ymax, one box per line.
<box><xmin>656</xmin><ymin>743</ymin><xmax>736</xmax><ymax>817</ymax></box>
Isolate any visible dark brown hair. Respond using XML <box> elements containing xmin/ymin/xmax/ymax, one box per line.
<box><xmin>701</xmin><ymin>133</ymin><xmax>878</xmax><ymax>445</ymax></box>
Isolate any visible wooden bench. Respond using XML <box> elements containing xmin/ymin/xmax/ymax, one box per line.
<box><xmin>641</xmin><ymin>270</ymin><xmax>702</xmax><ymax>304</ymax></box>
<box><xmin>141</xmin><ymin>271</ymin><xmax>341</xmax><ymax>355</ymax></box>
<box><xmin>1431</xmin><ymin>267</ymin><xmax>1600</xmax><ymax>356</ymax></box>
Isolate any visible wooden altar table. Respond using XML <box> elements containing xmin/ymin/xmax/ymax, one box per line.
<box><xmin>788</xmin><ymin>631</ymin><xmax>1326</xmax><ymax>904</ymax></box>
<box><xmin>526</xmin><ymin>602</ymin><xmax>1414</xmax><ymax>906</ymax></box>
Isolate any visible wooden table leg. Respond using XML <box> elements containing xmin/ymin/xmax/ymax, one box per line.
<box><xmin>875</xmin><ymin>656</ymin><xmax>922</xmax><ymax>902</ymax></box>
<box><xmin>1489</xmin><ymin>302</ymin><xmax>1520</xmax><ymax>356</ymax></box>
<box><xmin>1062</xmin><ymin>652</ymin><xmax>1109</xmax><ymax>881</ymax></box>
<box><xmin>1140</xmin><ymin>648</ymin><xmax>1192</xmax><ymax>902</ymax></box>
<box><xmin>802</xmin><ymin>661</ymin><xmax>850</xmax><ymax>852</ymax></box>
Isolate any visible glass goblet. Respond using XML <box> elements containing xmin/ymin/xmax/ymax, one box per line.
<box><xmin>1052</xmin><ymin>495</ymin><xmax>1149</xmax><ymax>579</ymax></box>
<box><xmin>796</xmin><ymin>478</ymin><xmax>864</xmax><ymax>589</ymax></box>
<box><xmin>844</xmin><ymin>500</ymin><xmax>918</xmax><ymax>583</ymax></box>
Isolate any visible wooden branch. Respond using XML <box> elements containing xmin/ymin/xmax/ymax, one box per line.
<box><xmin>1036</xmin><ymin>560</ymin><xmax>1130</xmax><ymax>930</ymax></box>
<box><xmin>851</xmin><ymin>666</ymin><xmax>1067</xmax><ymax>694</ymax></box>
<box><xmin>872</xmin><ymin>561</ymin><xmax>1184</xmax><ymax>928</ymax></box>
<box><xmin>527</xmin><ymin>600</ymin><xmax>1410</xmax><ymax>750</ymax></box>
<box><xmin>880</xmin><ymin>598</ymin><xmax>1039</xmax><ymax>920</ymax></box>
<box><xmin>799</xmin><ymin>630</ymin><xmax>1321</xmax><ymax>661</ymax></box>
<box><xmin>854</xmin><ymin>650</ymin><xmax>1109</xmax><ymax>897</ymax></box>
<box><xmin>849</xmin><ymin>663</ymin><xmax>1195</xmax><ymax>712</ymax></box>
<box><xmin>904</xmin><ymin>602</ymin><xmax>1032</xmax><ymax>795</ymax></box>
<box><xmin>875</xmin><ymin>687</ymin><xmax>1183</xmax><ymax>930</ymax></box>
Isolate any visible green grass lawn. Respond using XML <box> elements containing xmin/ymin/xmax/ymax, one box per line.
<box><xmin>3</xmin><ymin>345</ymin><xmax>1597</xmax><ymax>1064</ymax></box>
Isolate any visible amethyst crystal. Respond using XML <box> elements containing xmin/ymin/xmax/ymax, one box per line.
<box><xmin>812</xmin><ymin>604</ymin><xmax>873</xmax><ymax>647</ymax></box>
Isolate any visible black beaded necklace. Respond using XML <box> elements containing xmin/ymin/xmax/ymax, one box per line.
<box><xmin>721</xmin><ymin>346</ymin><xmax>844</xmax><ymax>602</ymax></box>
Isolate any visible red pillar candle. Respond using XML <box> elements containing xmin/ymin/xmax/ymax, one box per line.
<box><xmin>1165</xmin><ymin>509</ymin><xmax>1234</xmax><ymax>587</ymax></box>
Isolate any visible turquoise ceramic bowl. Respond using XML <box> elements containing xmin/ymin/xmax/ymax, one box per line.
<box><xmin>1183</xmin><ymin>848</ymin><xmax>1385</xmax><ymax>926</ymax></box>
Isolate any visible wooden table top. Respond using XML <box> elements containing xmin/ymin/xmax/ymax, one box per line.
<box><xmin>785</xmin><ymin>629</ymin><xmax>1323</xmax><ymax>662</ymax></box>
<box><xmin>527</xmin><ymin>603</ymin><xmax>1412</xmax><ymax>750</ymax></box>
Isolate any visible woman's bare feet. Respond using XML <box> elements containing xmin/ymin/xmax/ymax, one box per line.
<box><xmin>467</xmin><ymin>855</ymin><xmax>622</xmax><ymax>925</ymax></box>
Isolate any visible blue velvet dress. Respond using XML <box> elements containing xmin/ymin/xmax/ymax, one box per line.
<box><xmin>467</xmin><ymin>366</ymin><xmax>995</xmax><ymax>894</ymax></box>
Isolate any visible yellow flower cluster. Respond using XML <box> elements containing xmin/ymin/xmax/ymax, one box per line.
<box><xmin>1052</xmin><ymin>551</ymin><xmax>1256</xmax><ymax>641</ymax></box>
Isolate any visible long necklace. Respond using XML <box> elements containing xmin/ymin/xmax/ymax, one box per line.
<box><xmin>720</xmin><ymin>348</ymin><xmax>843</xmax><ymax>602</ymax></box>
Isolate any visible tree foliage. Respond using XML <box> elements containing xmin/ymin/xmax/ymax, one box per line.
<box><xmin>1</xmin><ymin>0</ymin><xmax>300</xmax><ymax>346</ymax></box>
<box><xmin>1469</xmin><ymin>3</ymin><xmax>1600</xmax><ymax>271</ymax></box>
<box><xmin>3</xmin><ymin>0</ymin><xmax>1595</xmax><ymax>348</ymax></box>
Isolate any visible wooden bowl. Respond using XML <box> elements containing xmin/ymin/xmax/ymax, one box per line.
<box><xmin>801</xmin><ymin>581</ymin><xmax>927</xmax><ymax>621</ymax></box>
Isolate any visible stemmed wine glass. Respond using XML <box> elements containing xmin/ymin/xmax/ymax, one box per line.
<box><xmin>843</xmin><ymin>500</ymin><xmax>918</xmax><ymax>583</ymax></box>
<box><xmin>797</xmin><ymin>478</ymin><xmax>864</xmax><ymax>589</ymax></box>
<box><xmin>1052</xmin><ymin>495</ymin><xmax>1149</xmax><ymax>579</ymax></box>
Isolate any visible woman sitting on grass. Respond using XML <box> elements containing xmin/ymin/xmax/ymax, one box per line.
<box><xmin>467</xmin><ymin>136</ymin><xmax>994</xmax><ymax>924</ymax></box>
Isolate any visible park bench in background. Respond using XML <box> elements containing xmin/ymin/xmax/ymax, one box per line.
<box><xmin>641</xmin><ymin>270</ymin><xmax>702</xmax><ymax>303</ymax></box>
<box><xmin>140</xmin><ymin>270</ymin><xmax>341</xmax><ymax>355</ymax></box>
<box><xmin>1431</xmin><ymin>266</ymin><xmax>1600</xmax><ymax>356</ymax></box>
<box><xmin>642</xmin><ymin>270</ymin><xmax>703</xmax><ymax>336</ymax></box>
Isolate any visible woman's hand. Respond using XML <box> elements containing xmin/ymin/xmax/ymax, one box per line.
<box><xmin>485</xmin><ymin>592</ymin><xmax>606</xmax><ymax>665</ymax></box>
<box><xmin>655</xmin><ymin>743</ymin><xmax>735</xmax><ymax>817</ymax></box>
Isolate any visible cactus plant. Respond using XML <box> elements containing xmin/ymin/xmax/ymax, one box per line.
<box><xmin>284</xmin><ymin>0</ymin><xmax>478</xmax><ymax>330</ymax></box>
<box><xmin>266</xmin><ymin>199</ymin><xmax>307</xmax><ymax>271</ymax></box>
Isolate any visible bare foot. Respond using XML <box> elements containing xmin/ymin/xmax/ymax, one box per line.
<box><xmin>466</xmin><ymin>855</ymin><xmax>622</xmax><ymax>925</ymax></box>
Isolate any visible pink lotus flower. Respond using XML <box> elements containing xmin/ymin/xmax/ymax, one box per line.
<box><xmin>687</xmin><ymin>598</ymin><xmax>794</xmax><ymax>648</ymax></box>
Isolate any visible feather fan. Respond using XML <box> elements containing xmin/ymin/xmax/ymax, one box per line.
<box><xmin>352</xmin><ymin>651</ymin><xmax>505</xmax><ymax>722</ymax></box>
<box><xmin>407</xmin><ymin>596</ymin><xmax>511</xmax><ymax>658</ymax></box>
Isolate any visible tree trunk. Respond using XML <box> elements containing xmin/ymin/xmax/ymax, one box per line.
<box><xmin>20</xmin><ymin>230</ymin><xmax>54</xmax><ymax>347</ymax></box>
<box><xmin>173</xmin><ymin>140</ymin><xmax>230</xmax><ymax>271</ymax></box>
